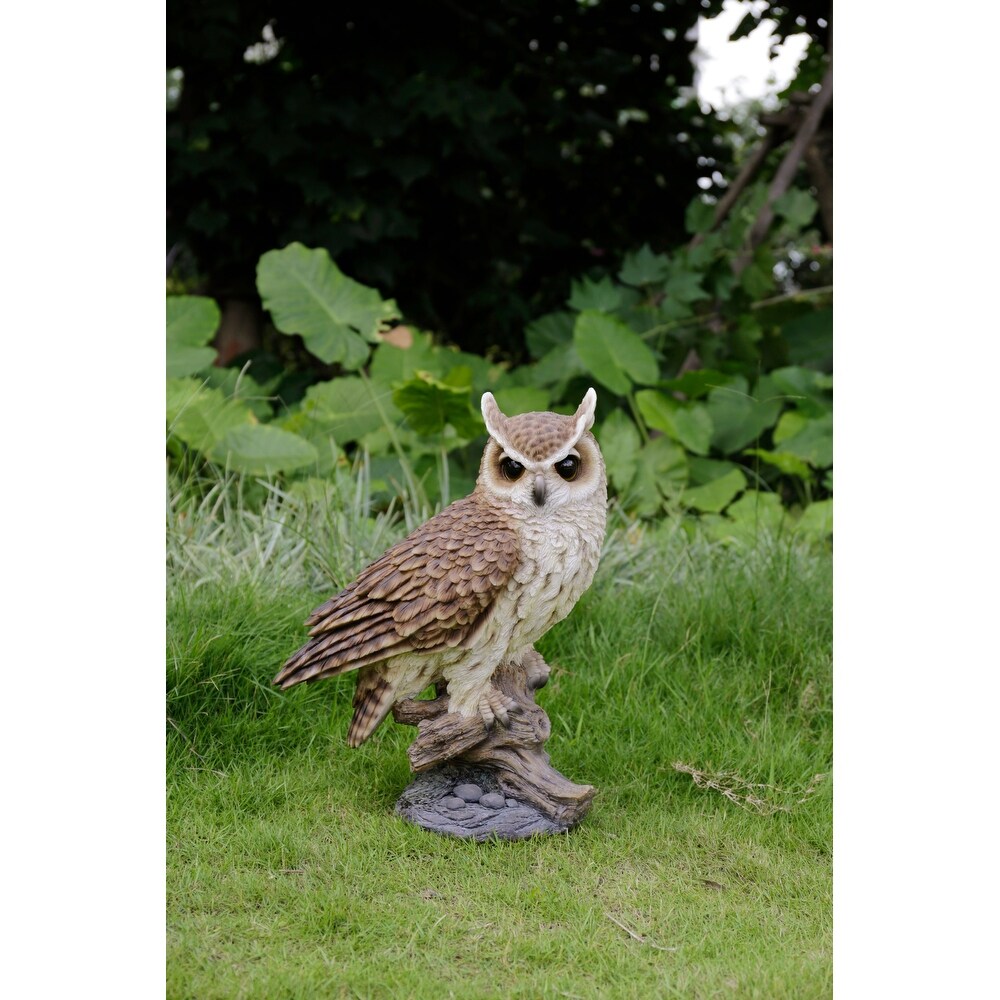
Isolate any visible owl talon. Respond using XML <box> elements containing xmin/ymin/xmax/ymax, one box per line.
<box><xmin>478</xmin><ymin>689</ymin><xmax>517</xmax><ymax>729</ymax></box>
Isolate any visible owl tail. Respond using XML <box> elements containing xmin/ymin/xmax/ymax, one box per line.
<box><xmin>347</xmin><ymin>669</ymin><xmax>396</xmax><ymax>748</ymax></box>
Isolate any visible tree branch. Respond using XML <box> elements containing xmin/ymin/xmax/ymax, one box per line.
<box><xmin>741</xmin><ymin>66</ymin><xmax>833</xmax><ymax>261</ymax></box>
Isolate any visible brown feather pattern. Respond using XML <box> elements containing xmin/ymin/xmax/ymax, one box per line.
<box><xmin>347</xmin><ymin>668</ymin><xmax>395</xmax><ymax>748</ymax></box>
<box><xmin>496</xmin><ymin>411</ymin><xmax>584</xmax><ymax>462</ymax></box>
<box><xmin>274</xmin><ymin>495</ymin><xmax>519</xmax><ymax>690</ymax></box>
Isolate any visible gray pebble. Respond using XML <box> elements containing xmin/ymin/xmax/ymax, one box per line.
<box><xmin>396</xmin><ymin>767</ymin><xmax>578</xmax><ymax>841</ymax></box>
<box><xmin>453</xmin><ymin>783</ymin><xmax>483</xmax><ymax>802</ymax></box>
<box><xmin>506</xmin><ymin>798</ymin><xmax>519</xmax><ymax>808</ymax></box>
<box><xmin>479</xmin><ymin>792</ymin><xmax>506</xmax><ymax>809</ymax></box>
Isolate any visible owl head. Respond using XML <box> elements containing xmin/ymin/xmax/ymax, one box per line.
<box><xmin>477</xmin><ymin>388</ymin><xmax>606</xmax><ymax>511</ymax></box>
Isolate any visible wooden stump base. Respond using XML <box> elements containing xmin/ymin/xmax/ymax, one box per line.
<box><xmin>391</xmin><ymin>650</ymin><xmax>595</xmax><ymax>840</ymax></box>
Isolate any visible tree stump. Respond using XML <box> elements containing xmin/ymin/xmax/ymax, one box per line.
<box><xmin>392</xmin><ymin>649</ymin><xmax>595</xmax><ymax>840</ymax></box>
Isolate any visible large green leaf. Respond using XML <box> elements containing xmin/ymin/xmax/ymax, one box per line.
<box><xmin>727</xmin><ymin>490</ymin><xmax>786</xmax><ymax>529</ymax></box>
<box><xmin>615</xmin><ymin>301</ymin><xmax>661</xmax><ymax>340</ymax></box>
<box><xmin>628</xmin><ymin>437</ymin><xmax>688</xmax><ymax>516</ymax></box>
<box><xmin>664</xmin><ymin>268</ymin><xmax>710</xmax><ymax>304</ymax></box>
<box><xmin>711</xmin><ymin>270</ymin><xmax>737</xmax><ymax>301</ymax></box>
<box><xmin>256</xmin><ymin>243</ymin><xmax>396</xmax><ymax>367</ymax></box>
<box><xmin>781</xmin><ymin>308</ymin><xmax>832</xmax><ymax>370</ymax></box>
<box><xmin>524</xmin><ymin>312</ymin><xmax>575</xmax><ymax>359</ymax></box>
<box><xmin>492</xmin><ymin>386</ymin><xmax>551</xmax><ymax>416</ymax></box>
<box><xmin>568</xmin><ymin>275</ymin><xmax>623</xmax><ymax>312</ymax></box>
<box><xmin>393</xmin><ymin>371</ymin><xmax>481</xmax><ymax>437</ymax></box>
<box><xmin>773</xmin><ymin>410</ymin><xmax>808</xmax><ymax>446</ymax></box>
<box><xmin>769</xmin><ymin>366</ymin><xmax>833</xmax><ymax>414</ymax></box>
<box><xmin>635</xmin><ymin>390</ymin><xmax>713</xmax><ymax>455</ymax></box>
<box><xmin>166</xmin><ymin>296</ymin><xmax>220</xmax><ymax>346</ymax></box>
<box><xmin>596</xmin><ymin>410</ymin><xmax>642</xmax><ymax>494</ymax></box>
<box><xmin>670</xmin><ymin>405</ymin><xmax>715</xmax><ymax>455</ymax></box>
<box><xmin>573</xmin><ymin>311</ymin><xmax>659</xmax><ymax>396</ymax></box>
<box><xmin>774</xmin><ymin>189</ymin><xmax>818</xmax><ymax>229</ymax></box>
<box><xmin>684</xmin><ymin>197</ymin><xmax>716</xmax><ymax>236</ymax></box>
<box><xmin>703</xmin><ymin>490</ymin><xmax>789</xmax><ymax>545</ymax></box>
<box><xmin>661</xmin><ymin>369</ymin><xmax>733</xmax><ymax>400</ymax></box>
<box><xmin>657</xmin><ymin>297</ymin><xmax>695</xmax><ymax>322</ymax></box>
<box><xmin>795</xmin><ymin>499</ymin><xmax>833</xmax><ymax>539</ymax></box>
<box><xmin>520</xmin><ymin>343</ymin><xmax>588</xmax><ymax>394</ymax></box>
<box><xmin>706</xmin><ymin>376</ymin><xmax>783</xmax><ymax>453</ymax></box>
<box><xmin>166</xmin><ymin>296</ymin><xmax>220</xmax><ymax>377</ymax></box>
<box><xmin>618</xmin><ymin>244</ymin><xmax>670</xmax><ymax>286</ymax></box>
<box><xmin>166</xmin><ymin>344</ymin><xmax>218</xmax><ymax>379</ymax></box>
<box><xmin>739</xmin><ymin>261</ymin><xmax>774</xmax><ymax>299</ymax></box>
<box><xmin>685</xmin><ymin>231</ymin><xmax>723</xmax><ymax>269</ymax></box>
<box><xmin>301</xmin><ymin>376</ymin><xmax>397</xmax><ymax>444</ymax></box>
<box><xmin>436</xmin><ymin>350</ymin><xmax>494</xmax><ymax>397</ymax></box>
<box><xmin>777</xmin><ymin>413</ymin><xmax>832</xmax><ymax>468</ymax></box>
<box><xmin>734</xmin><ymin>315</ymin><xmax>764</xmax><ymax>350</ymax></box>
<box><xmin>166</xmin><ymin>378</ymin><xmax>252</xmax><ymax>453</ymax></box>
<box><xmin>369</xmin><ymin>330</ymin><xmax>443</xmax><ymax>383</ymax></box>
<box><xmin>744</xmin><ymin>448</ymin><xmax>813</xmax><ymax>480</ymax></box>
<box><xmin>166</xmin><ymin>377</ymin><xmax>202</xmax><ymax>425</ymax></box>
<box><xmin>210</xmin><ymin>424</ymin><xmax>318</xmax><ymax>475</ymax></box>
<box><xmin>688</xmin><ymin>457</ymin><xmax>741</xmax><ymax>485</ymax></box>
<box><xmin>681</xmin><ymin>467</ymin><xmax>746</xmax><ymax>513</ymax></box>
<box><xmin>275</xmin><ymin>411</ymin><xmax>343</xmax><ymax>476</ymax></box>
<box><xmin>198</xmin><ymin>366</ymin><xmax>275</xmax><ymax>420</ymax></box>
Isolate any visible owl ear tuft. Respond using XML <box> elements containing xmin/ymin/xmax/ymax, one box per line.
<box><xmin>481</xmin><ymin>392</ymin><xmax>508</xmax><ymax>441</ymax></box>
<box><xmin>572</xmin><ymin>387</ymin><xmax>597</xmax><ymax>439</ymax></box>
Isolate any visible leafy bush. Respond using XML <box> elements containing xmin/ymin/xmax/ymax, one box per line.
<box><xmin>167</xmin><ymin>183</ymin><xmax>831</xmax><ymax>540</ymax></box>
<box><xmin>166</xmin><ymin>1</ymin><xmax>753</xmax><ymax>352</ymax></box>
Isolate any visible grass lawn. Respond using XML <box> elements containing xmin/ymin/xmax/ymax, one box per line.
<box><xmin>167</xmin><ymin>488</ymin><xmax>832</xmax><ymax>999</ymax></box>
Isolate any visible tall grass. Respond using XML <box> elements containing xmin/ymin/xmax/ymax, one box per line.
<box><xmin>167</xmin><ymin>462</ymin><xmax>832</xmax><ymax>998</ymax></box>
<box><xmin>166</xmin><ymin>456</ymin><xmax>680</xmax><ymax>595</ymax></box>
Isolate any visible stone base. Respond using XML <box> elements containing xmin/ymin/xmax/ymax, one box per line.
<box><xmin>395</xmin><ymin>763</ymin><xmax>578</xmax><ymax>841</ymax></box>
<box><xmin>391</xmin><ymin>653</ymin><xmax>595</xmax><ymax>839</ymax></box>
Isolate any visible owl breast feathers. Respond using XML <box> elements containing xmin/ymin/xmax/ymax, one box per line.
<box><xmin>275</xmin><ymin>388</ymin><xmax>607</xmax><ymax>746</ymax></box>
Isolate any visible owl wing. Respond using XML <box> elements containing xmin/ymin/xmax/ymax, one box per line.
<box><xmin>274</xmin><ymin>496</ymin><xmax>519</xmax><ymax>688</ymax></box>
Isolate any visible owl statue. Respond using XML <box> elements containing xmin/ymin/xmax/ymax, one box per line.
<box><xmin>275</xmin><ymin>388</ymin><xmax>607</xmax><ymax>747</ymax></box>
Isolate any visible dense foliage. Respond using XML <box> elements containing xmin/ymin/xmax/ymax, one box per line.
<box><xmin>167</xmin><ymin>0</ymin><xmax>829</xmax><ymax>354</ymax></box>
<box><xmin>167</xmin><ymin>1</ymin><xmax>832</xmax><ymax>539</ymax></box>
<box><xmin>168</xmin><ymin>187</ymin><xmax>831</xmax><ymax>540</ymax></box>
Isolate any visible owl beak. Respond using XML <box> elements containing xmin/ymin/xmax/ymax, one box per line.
<box><xmin>532</xmin><ymin>474</ymin><xmax>546</xmax><ymax>507</ymax></box>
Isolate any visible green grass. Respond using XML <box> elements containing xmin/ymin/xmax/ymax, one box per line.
<box><xmin>167</xmin><ymin>479</ymin><xmax>832</xmax><ymax>999</ymax></box>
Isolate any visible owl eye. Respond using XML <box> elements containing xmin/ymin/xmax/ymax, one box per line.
<box><xmin>555</xmin><ymin>455</ymin><xmax>580</xmax><ymax>481</ymax></box>
<box><xmin>500</xmin><ymin>457</ymin><xmax>525</xmax><ymax>481</ymax></box>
